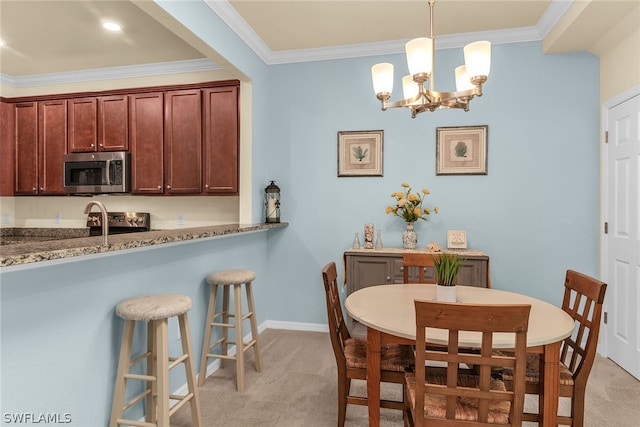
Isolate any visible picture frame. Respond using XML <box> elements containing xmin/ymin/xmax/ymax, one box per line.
<box><xmin>337</xmin><ymin>130</ymin><xmax>383</xmax><ymax>177</ymax></box>
<box><xmin>436</xmin><ymin>125</ymin><xmax>488</xmax><ymax>175</ymax></box>
<box><xmin>447</xmin><ymin>230</ymin><xmax>468</xmax><ymax>249</ymax></box>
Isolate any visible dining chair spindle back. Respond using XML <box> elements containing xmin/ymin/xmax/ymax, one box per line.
<box><xmin>405</xmin><ymin>300</ymin><xmax>531</xmax><ymax>427</ymax></box>
<box><xmin>321</xmin><ymin>262</ymin><xmax>415</xmax><ymax>427</ymax></box>
<box><xmin>502</xmin><ymin>269</ymin><xmax>607</xmax><ymax>427</ymax></box>
<box><xmin>402</xmin><ymin>253</ymin><xmax>437</xmax><ymax>284</ymax></box>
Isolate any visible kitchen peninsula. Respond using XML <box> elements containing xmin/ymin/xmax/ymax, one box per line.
<box><xmin>1</xmin><ymin>222</ymin><xmax>287</xmax><ymax>269</ymax></box>
<box><xmin>1</xmin><ymin>219</ymin><xmax>285</xmax><ymax>425</ymax></box>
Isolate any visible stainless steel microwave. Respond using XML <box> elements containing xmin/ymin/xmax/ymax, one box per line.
<box><xmin>63</xmin><ymin>151</ymin><xmax>130</xmax><ymax>194</ymax></box>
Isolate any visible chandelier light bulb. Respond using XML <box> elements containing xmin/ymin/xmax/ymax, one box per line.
<box><xmin>464</xmin><ymin>40</ymin><xmax>491</xmax><ymax>78</ymax></box>
<box><xmin>371</xmin><ymin>63</ymin><xmax>394</xmax><ymax>96</ymax></box>
<box><xmin>455</xmin><ymin>65</ymin><xmax>474</xmax><ymax>92</ymax></box>
<box><xmin>402</xmin><ymin>75</ymin><xmax>420</xmax><ymax>102</ymax></box>
<box><xmin>405</xmin><ymin>37</ymin><xmax>433</xmax><ymax>77</ymax></box>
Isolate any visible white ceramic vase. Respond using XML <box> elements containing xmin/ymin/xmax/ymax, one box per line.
<box><xmin>436</xmin><ymin>284</ymin><xmax>457</xmax><ymax>302</ymax></box>
<box><xmin>403</xmin><ymin>223</ymin><xmax>418</xmax><ymax>249</ymax></box>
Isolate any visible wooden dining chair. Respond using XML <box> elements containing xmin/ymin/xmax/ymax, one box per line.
<box><xmin>321</xmin><ymin>262</ymin><xmax>415</xmax><ymax>427</ymax></box>
<box><xmin>404</xmin><ymin>299</ymin><xmax>531</xmax><ymax>427</ymax></box>
<box><xmin>501</xmin><ymin>269</ymin><xmax>607</xmax><ymax>427</ymax></box>
<box><xmin>402</xmin><ymin>252</ymin><xmax>437</xmax><ymax>283</ymax></box>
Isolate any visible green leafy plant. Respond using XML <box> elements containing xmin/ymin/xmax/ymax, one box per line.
<box><xmin>385</xmin><ymin>183</ymin><xmax>438</xmax><ymax>223</ymax></box>
<box><xmin>432</xmin><ymin>253</ymin><xmax>464</xmax><ymax>286</ymax></box>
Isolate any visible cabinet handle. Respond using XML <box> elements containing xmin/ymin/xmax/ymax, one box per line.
<box><xmin>386</xmin><ymin>276</ymin><xmax>391</xmax><ymax>282</ymax></box>
<box><xmin>32</xmin><ymin>187</ymin><xmax>37</xmax><ymax>192</ymax></box>
<box><xmin>205</xmin><ymin>184</ymin><xmax>209</xmax><ymax>188</ymax></box>
<box><xmin>166</xmin><ymin>185</ymin><xmax>171</xmax><ymax>189</ymax></box>
<box><xmin>157</xmin><ymin>185</ymin><xmax>162</xmax><ymax>189</ymax></box>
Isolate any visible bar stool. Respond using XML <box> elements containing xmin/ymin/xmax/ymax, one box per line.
<box><xmin>110</xmin><ymin>294</ymin><xmax>202</xmax><ymax>427</ymax></box>
<box><xmin>198</xmin><ymin>269</ymin><xmax>262</xmax><ymax>391</ymax></box>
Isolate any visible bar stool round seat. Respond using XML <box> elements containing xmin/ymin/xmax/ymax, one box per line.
<box><xmin>116</xmin><ymin>294</ymin><xmax>192</xmax><ymax>320</ymax></box>
<box><xmin>206</xmin><ymin>269</ymin><xmax>257</xmax><ymax>286</ymax></box>
<box><xmin>110</xmin><ymin>294</ymin><xmax>202</xmax><ymax>427</ymax></box>
<box><xmin>199</xmin><ymin>269</ymin><xmax>262</xmax><ymax>392</ymax></box>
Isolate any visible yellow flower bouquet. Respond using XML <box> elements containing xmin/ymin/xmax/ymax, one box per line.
<box><xmin>385</xmin><ymin>183</ymin><xmax>438</xmax><ymax>223</ymax></box>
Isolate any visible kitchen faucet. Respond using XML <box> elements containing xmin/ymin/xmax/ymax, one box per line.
<box><xmin>84</xmin><ymin>201</ymin><xmax>109</xmax><ymax>245</ymax></box>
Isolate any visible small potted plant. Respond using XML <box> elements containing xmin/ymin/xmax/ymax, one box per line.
<box><xmin>432</xmin><ymin>253</ymin><xmax>463</xmax><ymax>302</ymax></box>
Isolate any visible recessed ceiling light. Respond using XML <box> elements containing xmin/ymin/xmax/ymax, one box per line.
<box><xmin>102</xmin><ymin>21</ymin><xmax>122</xmax><ymax>32</ymax></box>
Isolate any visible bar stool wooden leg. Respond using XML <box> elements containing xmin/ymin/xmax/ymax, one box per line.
<box><xmin>245</xmin><ymin>282</ymin><xmax>262</xmax><ymax>372</ymax></box>
<box><xmin>199</xmin><ymin>284</ymin><xmax>218</xmax><ymax>386</ymax></box>
<box><xmin>221</xmin><ymin>284</ymin><xmax>230</xmax><ymax>368</ymax></box>
<box><xmin>179</xmin><ymin>313</ymin><xmax>202</xmax><ymax>427</ymax></box>
<box><xmin>146</xmin><ymin>321</ymin><xmax>157</xmax><ymax>424</ymax></box>
<box><xmin>155</xmin><ymin>319</ymin><xmax>170</xmax><ymax>427</ymax></box>
<box><xmin>110</xmin><ymin>320</ymin><xmax>135</xmax><ymax>427</ymax></box>
<box><xmin>234</xmin><ymin>283</ymin><xmax>245</xmax><ymax>392</ymax></box>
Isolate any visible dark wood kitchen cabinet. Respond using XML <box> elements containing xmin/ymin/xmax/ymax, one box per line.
<box><xmin>202</xmin><ymin>86</ymin><xmax>239</xmax><ymax>195</ymax></box>
<box><xmin>164</xmin><ymin>89</ymin><xmax>202</xmax><ymax>194</ymax></box>
<box><xmin>14</xmin><ymin>100</ymin><xmax>67</xmax><ymax>195</ymax></box>
<box><xmin>68</xmin><ymin>95</ymin><xmax>128</xmax><ymax>152</ymax></box>
<box><xmin>130</xmin><ymin>92</ymin><xmax>164</xmax><ymax>194</ymax></box>
<box><xmin>7</xmin><ymin>79</ymin><xmax>240</xmax><ymax>197</ymax></box>
<box><xmin>0</xmin><ymin>100</ymin><xmax>15</xmax><ymax>196</ymax></box>
<box><xmin>130</xmin><ymin>89</ymin><xmax>203</xmax><ymax>195</ymax></box>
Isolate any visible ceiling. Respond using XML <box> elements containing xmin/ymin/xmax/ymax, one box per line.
<box><xmin>0</xmin><ymin>0</ymin><xmax>638</xmax><ymax>79</ymax></box>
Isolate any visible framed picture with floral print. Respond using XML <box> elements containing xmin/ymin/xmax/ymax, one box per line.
<box><xmin>337</xmin><ymin>130</ymin><xmax>383</xmax><ymax>177</ymax></box>
<box><xmin>436</xmin><ymin>125</ymin><xmax>488</xmax><ymax>175</ymax></box>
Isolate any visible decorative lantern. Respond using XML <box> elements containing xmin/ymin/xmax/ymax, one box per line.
<box><xmin>264</xmin><ymin>181</ymin><xmax>280</xmax><ymax>223</ymax></box>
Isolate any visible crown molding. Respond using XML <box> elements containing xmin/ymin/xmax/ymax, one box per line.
<box><xmin>0</xmin><ymin>58</ymin><xmax>220</xmax><ymax>88</ymax></box>
<box><xmin>210</xmin><ymin>0</ymin><xmax>572</xmax><ymax>65</ymax></box>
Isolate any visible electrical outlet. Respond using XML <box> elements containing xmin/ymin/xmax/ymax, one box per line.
<box><xmin>54</xmin><ymin>212</ymin><xmax>61</xmax><ymax>224</ymax></box>
<box><xmin>1</xmin><ymin>213</ymin><xmax>9</xmax><ymax>224</ymax></box>
<box><xmin>177</xmin><ymin>214</ymin><xmax>185</xmax><ymax>225</ymax></box>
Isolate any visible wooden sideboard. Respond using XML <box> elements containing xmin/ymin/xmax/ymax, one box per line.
<box><xmin>343</xmin><ymin>248</ymin><xmax>490</xmax><ymax>333</ymax></box>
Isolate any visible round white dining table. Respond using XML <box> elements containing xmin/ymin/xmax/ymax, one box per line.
<box><xmin>345</xmin><ymin>284</ymin><xmax>575</xmax><ymax>427</ymax></box>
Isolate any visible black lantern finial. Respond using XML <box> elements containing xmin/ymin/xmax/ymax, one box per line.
<box><xmin>264</xmin><ymin>181</ymin><xmax>280</xmax><ymax>223</ymax></box>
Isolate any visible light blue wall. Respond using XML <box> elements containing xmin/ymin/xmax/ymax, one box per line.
<box><xmin>264</xmin><ymin>42</ymin><xmax>600</xmax><ymax>322</ymax></box>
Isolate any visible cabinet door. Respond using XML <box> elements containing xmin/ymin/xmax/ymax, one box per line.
<box><xmin>67</xmin><ymin>97</ymin><xmax>97</xmax><ymax>152</ymax></box>
<box><xmin>38</xmin><ymin>100</ymin><xmax>67</xmax><ymax>195</ymax></box>
<box><xmin>347</xmin><ymin>255</ymin><xmax>393</xmax><ymax>296</ymax></box>
<box><xmin>14</xmin><ymin>102</ymin><xmax>38</xmax><ymax>195</ymax></box>
<box><xmin>130</xmin><ymin>92</ymin><xmax>164</xmax><ymax>194</ymax></box>
<box><xmin>456</xmin><ymin>259</ymin><xmax>488</xmax><ymax>288</ymax></box>
<box><xmin>1</xmin><ymin>101</ymin><xmax>15</xmax><ymax>196</ymax></box>
<box><xmin>164</xmin><ymin>89</ymin><xmax>202</xmax><ymax>194</ymax></box>
<box><xmin>202</xmin><ymin>86</ymin><xmax>239</xmax><ymax>195</ymax></box>
<box><xmin>99</xmin><ymin>95</ymin><xmax>128</xmax><ymax>151</ymax></box>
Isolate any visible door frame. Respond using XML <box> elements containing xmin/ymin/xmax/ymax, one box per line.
<box><xmin>600</xmin><ymin>83</ymin><xmax>640</xmax><ymax>358</ymax></box>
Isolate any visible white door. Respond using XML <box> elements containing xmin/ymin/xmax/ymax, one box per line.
<box><xmin>604</xmin><ymin>91</ymin><xmax>640</xmax><ymax>380</ymax></box>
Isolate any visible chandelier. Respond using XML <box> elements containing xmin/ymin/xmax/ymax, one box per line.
<box><xmin>371</xmin><ymin>0</ymin><xmax>491</xmax><ymax>118</ymax></box>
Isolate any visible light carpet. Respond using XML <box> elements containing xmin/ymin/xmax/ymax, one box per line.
<box><xmin>171</xmin><ymin>328</ymin><xmax>640</xmax><ymax>427</ymax></box>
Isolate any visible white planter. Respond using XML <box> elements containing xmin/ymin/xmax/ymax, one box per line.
<box><xmin>436</xmin><ymin>284</ymin><xmax>457</xmax><ymax>302</ymax></box>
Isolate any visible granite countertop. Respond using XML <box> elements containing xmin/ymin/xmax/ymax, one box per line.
<box><xmin>0</xmin><ymin>223</ymin><xmax>287</xmax><ymax>268</ymax></box>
